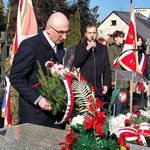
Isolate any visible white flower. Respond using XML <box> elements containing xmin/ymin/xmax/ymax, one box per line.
<box><xmin>140</xmin><ymin>110</ymin><xmax>150</xmax><ymax>119</ymax></box>
<box><xmin>109</xmin><ymin>117</ymin><xmax>120</xmax><ymax>136</ymax></box>
<box><xmin>70</xmin><ymin>115</ymin><xmax>84</xmax><ymax>126</ymax></box>
<box><xmin>117</xmin><ymin>114</ymin><xmax>128</xmax><ymax>127</ymax></box>
<box><xmin>50</xmin><ymin>67</ymin><xmax>60</xmax><ymax>76</ymax></box>
<box><xmin>108</xmin><ymin>114</ymin><xmax>132</xmax><ymax>136</ymax></box>
<box><xmin>50</xmin><ymin>65</ymin><xmax>70</xmax><ymax>77</ymax></box>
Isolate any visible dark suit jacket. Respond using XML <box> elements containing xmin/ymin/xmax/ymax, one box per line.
<box><xmin>74</xmin><ymin>39</ymin><xmax>111</xmax><ymax>97</ymax></box>
<box><xmin>9</xmin><ymin>30</ymin><xmax>65</xmax><ymax>128</ymax></box>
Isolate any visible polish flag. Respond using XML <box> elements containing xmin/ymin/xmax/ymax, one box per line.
<box><xmin>1</xmin><ymin>0</ymin><xmax>38</xmax><ymax>126</ymax></box>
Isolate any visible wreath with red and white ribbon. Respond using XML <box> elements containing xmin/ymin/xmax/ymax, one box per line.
<box><xmin>55</xmin><ymin>72</ymin><xmax>76</xmax><ymax>124</ymax></box>
<box><xmin>44</xmin><ymin>61</ymin><xmax>77</xmax><ymax>124</ymax></box>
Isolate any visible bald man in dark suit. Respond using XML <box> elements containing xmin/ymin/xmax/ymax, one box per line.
<box><xmin>10</xmin><ymin>12</ymin><xmax>70</xmax><ymax>128</ymax></box>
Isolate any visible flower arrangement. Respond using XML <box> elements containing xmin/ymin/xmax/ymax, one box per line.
<box><xmin>106</xmin><ymin>88</ymin><xmax>150</xmax><ymax>148</ymax></box>
<box><xmin>59</xmin><ymin>77</ymin><xmax>128</xmax><ymax>150</ymax></box>
<box><xmin>37</xmin><ymin>61</ymin><xmax>150</xmax><ymax>150</ymax></box>
<box><xmin>109</xmin><ymin>106</ymin><xmax>150</xmax><ymax>147</ymax></box>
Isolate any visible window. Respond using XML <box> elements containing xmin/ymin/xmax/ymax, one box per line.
<box><xmin>111</xmin><ymin>20</ymin><xmax>116</xmax><ymax>26</ymax></box>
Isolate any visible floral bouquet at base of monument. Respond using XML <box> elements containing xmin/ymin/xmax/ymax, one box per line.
<box><xmin>108</xmin><ymin>106</ymin><xmax>150</xmax><ymax>147</ymax></box>
<box><xmin>59</xmin><ymin>77</ymin><xmax>129</xmax><ymax>150</ymax></box>
<box><xmin>37</xmin><ymin>61</ymin><xmax>130</xmax><ymax>149</ymax></box>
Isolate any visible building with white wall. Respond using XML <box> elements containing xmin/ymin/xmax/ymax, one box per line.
<box><xmin>97</xmin><ymin>11</ymin><xmax>150</xmax><ymax>44</ymax></box>
<box><xmin>134</xmin><ymin>8</ymin><xmax>150</xmax><ymax>18</ymax></box>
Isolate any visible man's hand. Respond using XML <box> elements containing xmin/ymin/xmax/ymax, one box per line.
<box><xmin>38</xmin><ymin>97</ymin><xmax>51</xmax><ymax>111</ymax></box>
<box><xmin>102</xmin><ymin>86</ymin><xmax>108</xmax><ymax>94</ymax></box>
<box><xmin>86</xmin><ymin>40</ymin><xmax>96</xmax><ymax>51</ymax></box>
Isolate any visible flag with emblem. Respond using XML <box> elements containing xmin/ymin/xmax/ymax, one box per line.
<box><xmin>113</xmin><ymin>1</ymin><xmax>148</xmax><ymax>94</ymax></box>
<box><xmin>118</xmin><ymin>20</ymin><xmax>137</xmax><ymax>71</ymax></box>
<box><xmin>113</xmin><ymin>6</ymin><xmax>137</xmax><ymax>72</ymax></box>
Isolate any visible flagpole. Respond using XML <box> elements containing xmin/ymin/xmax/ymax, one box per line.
<box><xmin>129</xmin><ymin>0</ymin><xmax>136</xmax><ymax>114</ymax></box>
<box><xmin>130</xmin><ymin>0</ymin><xmax>132</xmax><ymax>19</ymax></box>
<box><xmin>129</xmin><ymin>80</ymin><xmax>133</xmax><ymax>113</ymax></box>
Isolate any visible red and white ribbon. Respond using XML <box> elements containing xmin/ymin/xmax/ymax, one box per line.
<box><xmin>55</xmin><ymin>73</ymin><xmax>76</xmax><ymax>124</ymax></box>
<box><xmin>118</xmin><ymin>122</ymin><xmax>150</xmax><ymax>146</ymax></box>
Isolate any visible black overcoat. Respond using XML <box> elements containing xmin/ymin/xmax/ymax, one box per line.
<box><xmin>9</xmin><ymin>30</ymin><xmax>65</xmax><ymax>128</ymax></box>
<box><xmin>74</xmin><ymin>39</ymin><xmax>111</xmax><ymax>97</ymax></box>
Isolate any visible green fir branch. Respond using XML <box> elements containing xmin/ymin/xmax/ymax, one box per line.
<box><xmin>72</xmin><ymin>126</ymin><xmax>120</xmax><ymax>150</ymax></box>
<box><xmin>37</xmin><ymin>61</ymin><xmax>67</xmax><ymax>115</ymax></box>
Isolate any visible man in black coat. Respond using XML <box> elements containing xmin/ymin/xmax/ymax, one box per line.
<box><xmin>9</xmin><ymin>12</ymin><xmax>70</xmax><ymax>129</ymax></box>
<box><xmin>74</xmin><ymin>24</ymin><xmax>111</xmax><ymax>101</ymax></box>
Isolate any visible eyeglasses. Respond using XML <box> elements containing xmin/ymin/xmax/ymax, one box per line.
<box><xmin>49</xmin><ymin>25</ymin><xmax>70</xmax><ymax>36</ymax></box>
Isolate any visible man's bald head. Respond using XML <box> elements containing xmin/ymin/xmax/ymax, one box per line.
<box><xmin>45</xmin><ymin>12</ymin><xmax>69</xmax><ymax>43</ymax></box>
<box><xmin>47</xmin><ymin>12</ymin><xmax>69</xmax><ymax>28</ymax></box>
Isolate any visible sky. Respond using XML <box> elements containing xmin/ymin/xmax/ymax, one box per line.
<box><xmin>2</xmin><ymin>0</ymin><xmax>150</xmax><ymax>21</ymax></box>
<box><xmin>89</xmin><ymin>0</ymin><xmax>150</xmax><ymax>22</ymax></box>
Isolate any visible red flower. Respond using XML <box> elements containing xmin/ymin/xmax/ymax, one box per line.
<box><xmin>79</xmin><ymin>76</ymin><xmax>87</xmax><ymax>82</ymax></box>
<box><xmin>59</xmin><ymin>129</ymin><xmax>78</xmax><ymax>150</ymax></box>
<box><xmin>91</xmin><ymin>86</ymin><xmax>96</xmax><ymax>93</ymax></box>
<box><xmin>94</xmin><ymin>111</ymin><xmax>106</xmax><ymax>136</ymax></box>
<box><xmin>84</xmin><ymin>116</ymin><xmax>94</xmax><ymax>130</ymax></box>
<box><xmin>45</xmin><ymin>61</ymin><xmax>54</xmax><ymax>67</ymax></box>
<box><xmin>118</xmin><ymin>136</ymin><xmax>130</xmax><ymax>150</ymax></box>
<box><xmin>95</xmin><ymin>111</ymin><xmax>106</xmax><ymax>123</ymax></box>
<box><xmin>88</xmin><ymin>96</ymin><xmax>95</xmax><ymax>112</ymax></box>
<box><xmin>94</xmin><ymin>122</ymin><xmax>104</xmax><ymax>136</ymax></box>
<box><xmin>87</xmin><ymin>96</ymin><xmax>107</xmax><ymax>114</ymax></box>
<box><xmin>95</xmin><ymin>98</ymin><xmax>106</xmax><ymax>109</ymax></box>
<box><xmin>124</xmin><ymin>119</ymin><xmax>130</xmax><ymax>125</ymax></box>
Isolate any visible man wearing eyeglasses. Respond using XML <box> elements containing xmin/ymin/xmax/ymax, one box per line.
<box><xmin>10</xmin><ymin>12</ymin><xmax>69</xmax><ymax>129</ymax></box>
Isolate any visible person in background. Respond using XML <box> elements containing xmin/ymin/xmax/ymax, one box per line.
<box><xmin>97</xmin><ymin>37</ymin><xmax>107</xmax><ymax>46</ymax></box>
<box><xmin>136</xmin><ymin>36</ymin><xmax>149</xmax><ymax>80</ymax></box>
<box><xmin>133</xmin><ymin>36</ymin><xmax>149</xmax><ymax>107</ymax></box>
<box><xmin>9</xmin><ymin>12</ymin><xmax>70</xmax><ymax>129</ymax></box>
<box><xmin>74</xmin><ymin>24</ymin><xmax>111</xmax><ymax>103</ymax></box>
<box><xmin>107</xmin><ymin>30</ymin><xmax>128</xmax><ymax>116</ymax></box>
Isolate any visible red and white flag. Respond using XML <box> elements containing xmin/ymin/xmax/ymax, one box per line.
<box><xmin>113</xmin><ymin>12</ymin><xmax>137</xmax><ymax>72</ymax></box>
<box><xmin>118</xmin><ymin>21</ymin><xmax>137</xmax><ymax>72</ymax></box>
<box><xmin>1</xmin><ymin>77</ymin><xmax>11</xmax><ymax>126</ymax></box>
<box><xmin>1</xmin><ymin>0</ymin><xmax>38</xmax><ymax>126</ymax></box>
<box><xmin>13</xmin><ymin>0</ymin><xmax>38</xmax><ymax>54</ymax></box>
<box><xmin>113</xmin><ymin>3</ymin><xmax>148</xmax><ymax>94</ymax></box>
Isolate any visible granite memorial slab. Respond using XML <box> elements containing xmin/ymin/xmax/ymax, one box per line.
<box><xmin>0</xmin><ymin>123</ymin><xmax>149</xmax><ymax>150</ymax></box>
<box><xmin>0</xmin><ymin>123</ymin><xmax>68</xmax><ymax>150</ymax></box>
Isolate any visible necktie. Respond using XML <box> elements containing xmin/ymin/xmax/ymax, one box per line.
<box><xmin>53</xmin><ymin>45</ymin><xmax>57</xmax><ymax>54</ymax></box>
